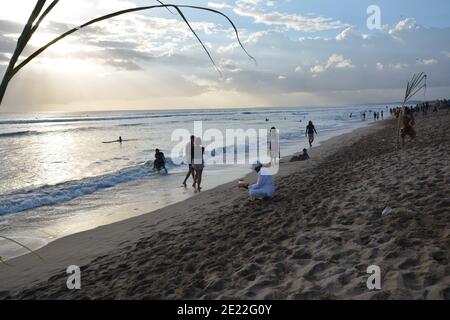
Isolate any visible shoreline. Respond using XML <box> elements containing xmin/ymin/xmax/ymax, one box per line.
<box><xmin>2</xmin><ymin>113</ymin><xmax>448</xmax><ymax>299</ymax></box>
<box><xmin>0</xmin><ymin>119</ymin><xmax>386</xmax><ymax>294</ymax></box>
<box><xmin>0</xmin><ymin>118</ymin><xmax>372</xmax><ymax>261</ymax></box>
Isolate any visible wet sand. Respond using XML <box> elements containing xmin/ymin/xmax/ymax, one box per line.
<box><xmin>1</xmin><ymin>112</ymin><xmax>449</xmax><ymax>300</ymax></box>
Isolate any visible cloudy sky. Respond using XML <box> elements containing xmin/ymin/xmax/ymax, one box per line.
<box><xmin>0</xmin><ymin>0</ymin><xmax>449</xmax><ymax>111</ymax></box>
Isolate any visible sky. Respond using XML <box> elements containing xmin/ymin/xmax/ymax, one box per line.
<box><xmin>0</xmin><ymin>0</ymin><xmax>449</xmax><ymax>112</ymax></box>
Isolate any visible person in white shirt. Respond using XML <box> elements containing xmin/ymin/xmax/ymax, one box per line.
<box><xmin>239</xmin><ymin>161</ymin><xmax>275</xmax><ymax>200</ymax></box>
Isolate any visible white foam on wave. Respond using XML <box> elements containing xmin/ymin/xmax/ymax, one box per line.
<box><xmin>0</xmin><ymin>158</ymin><xmax>181</xmax><ymax>216</ymax></box>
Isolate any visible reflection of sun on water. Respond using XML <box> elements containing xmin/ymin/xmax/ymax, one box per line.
<box><xmin>34</xmin><ymin>133</ymin><xmax>81</xmax><ymax>186</ymax></box>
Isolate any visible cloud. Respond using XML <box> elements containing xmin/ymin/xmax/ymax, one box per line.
<box><xmin>310</xmin><ymin>54</ymin><xmax>355</xmax><ymax>74</ymax></box>
<box><xmin>416</xmin><ymin>58</ymin><xmax>438</xmax><ymax>65</ymax></box>
<box><xmin>1</xmin><ymin>2</ymin><xmax>450</xmax><ymax>111</ymax></box>
<box><xmin>233</xmin><ymin>7</ymin><xmax>348</xmax><ymax>32</ymax></box>
<box><xmin>336</xmin><ymin>26</ymin><xmax>361</xmax><ymax>41</ymax></box>
<box><xmin>207</xmin><ymin>2</ymin><xmax>232</xmax><ymax>10</ymax></box>
<box><xmin>389</xmin><ymin>18</ymin><xmax>419</xmax><ymax>33</ymax></box>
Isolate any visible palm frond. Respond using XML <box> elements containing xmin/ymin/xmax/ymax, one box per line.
<box><xmin>0</xmin><ymin>2</ymin><xmax>254</xmax><ymax>105</ymax></box>
<box><xmin>0</xmin><ymin>0</ymin><xmax>47</xmax><ymax>103</ymax></box>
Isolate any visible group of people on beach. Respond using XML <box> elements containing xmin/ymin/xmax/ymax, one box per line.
<box><xmin>147</xmin><ymin>117</ymin><xmax>320</xmax><ymax>200</ymax></box>
<box><xmin>151</xmin><ymin>135</ymin><xmax>205</xmax><ymax>191</ymax></box>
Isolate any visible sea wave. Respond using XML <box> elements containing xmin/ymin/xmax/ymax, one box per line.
<box><xmin>0</xmin><ymin>130</ymin><xmax>41</xmax><ymax>138</ymax></box>
<box><xmin>0</xmin><ymin>111</ymin><xmax>237</xmax><ymax>126</ymax></box>
<box><xmin>0</xmin><ymin>158</ymin><xmax>182</xmax><ymax>216</ymax></box>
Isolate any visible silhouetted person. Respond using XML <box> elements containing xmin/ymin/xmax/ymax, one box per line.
<box><xmin>400</xmin><ymin>107</ymin><xmax>416</xmax><ymax>145</ymax></box>
<box><xmin>290</xmin><ymin>148</ymin><xmax>310</xmax><ymax>162</ymax></box>
<box><xmin>192</xmin><ymin>137</ymin><xmax>205</xmax><ymax>192</ymax></box>
<box><xmin>153</xmin><ymin>148</ymin><xmax>168</xmax><ymax>174</ymax></box>
<box><xmin>305</xmin><ymin>121</ymin><xmax>318</xmax><ymax>148</ymax></box>
<box><xmin>182</xmin><ymin>135</ymin><xmax>195</xmax><ymax>187</ymax></box>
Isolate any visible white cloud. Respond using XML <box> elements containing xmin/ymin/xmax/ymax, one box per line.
<box><xmin>416</xmin><ymin>58</ymin><xmax>438</xmax><ymax>65</ymax></box>
<box><xmin>233</xmin><ymin>7</ymin><xmax>348</xmax><ymax>32</ymax></box>
<box><xmin>336</xmin><ymin>26</ymin><xmax>360</xmax><ymax>41</ymax></box>
<box><xmin>389</xmin><ymin>63</ymin><xmax>408</xmax><ymax>70</ymax></box>
<box><xmin>207</xmin><ymin>2</ymin><xmax>232</xmax><ymax>10</ymax></box>
<box><xmin>310</xmin><ymin>54</ymin><xmax>355</xmax><ymax>74</ymax></box>
<box><xmin>376</xmin><ymin>62</ymin><xmax>384</xmax><ymax>71</ymax></box>
<box><xmin>389</xmin><ymin>18</ymin><xmax>419</xmax><ymax>33</ymax></box>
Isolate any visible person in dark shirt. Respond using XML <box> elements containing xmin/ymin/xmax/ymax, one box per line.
<box><xmin>153</xmin><ymin>149</ymin><xmax>168</xmax><ymax>174</ymax></box>
<box><xmin>305</xmin><ymin>121</ymin><xmax>318</xmax><ymax>148</ymax></box>
<box><xmin>182</xmin><ymin>135</ymin><xmax>195</xmax><ymax>187</ymax></box>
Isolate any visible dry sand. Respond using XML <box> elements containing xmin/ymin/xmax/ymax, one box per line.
<box><xmin>1</xmin><ymin>112</ymin><xmax>449</xmax><ymax>300</ymax></box>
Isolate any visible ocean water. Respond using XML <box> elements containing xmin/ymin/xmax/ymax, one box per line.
<box><xmin>0</xmin><ymin>105</ymin><xmax>391</xmax><ymax>259</ymax></box>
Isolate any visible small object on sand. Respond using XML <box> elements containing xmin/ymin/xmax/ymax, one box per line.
<box><xmin>382</xmin><ymin>206</ymin><xmax>392</xmax><ymax>216</ymax></box>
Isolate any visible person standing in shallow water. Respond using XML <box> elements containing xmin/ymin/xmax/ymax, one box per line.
<box><xmin>182</xmin><ymin>135</ymin><xmax>195</xmax><ymax>187</ymax></box>
<box><xmin>192</xmin><ymin>137</ymin><xmax>205</xmax><ymax>192</ymax></box>
<box><xmin>305</xmin><ymin>121</ymin><xmax>318</xmax><ymax>148</ymax></box>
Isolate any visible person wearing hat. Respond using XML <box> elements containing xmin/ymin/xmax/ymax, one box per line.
<box><xmin>239</xmin><ymin>160</ymin><xmax>275</xmax><ymax>200</ymax></box>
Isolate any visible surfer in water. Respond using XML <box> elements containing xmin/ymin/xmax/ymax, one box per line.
<box><xmin>119</xmin><ymin>136</ymin><xmax>122</xmax><ymax>143</ymax></box>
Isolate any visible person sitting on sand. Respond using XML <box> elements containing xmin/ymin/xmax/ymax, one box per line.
<box><xmin>400</xmin><ymin>107</ymin><xmax>416</xmax><ymax>145</ymax></box>
<box><xmin>239</xmin><ymin>161</ymin><xmax>274</xmax><ymax>200</ymax></box>
<box><xmin>153</xmin><ymin>148</ymin><xmax>168</xmax><ymax>174</ymax></box>
<box><xmin>290</xmin><ymin>148</ymin><xmax>309</xmax><ymax>162</ymax></box>
<box><xmin>305</xmin><ymin>121</ymin><xmax>318</xmax><ymax>148</ymax></box>
<box><xmin>182</xmin><ymin>135</ymin><xmax>195</xmax><ymax>187</ymax></box>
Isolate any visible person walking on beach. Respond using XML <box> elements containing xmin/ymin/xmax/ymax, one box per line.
<box><xmin>305</xmin><ymin>121</ymin><xmax>318</xmax><ymax>148</ymax></box>
<box><xmin>192</xmin><ymin>137</ymin><xmax>205</xmax><ymax>191</ymax></box>
<box><xmin>381</xmin><ymin>110</ymin><xmax>384</xmax><ymax>119</ymax></box>
<box><xmin>182</xmin><ymin>135</ymin><xmax>195</xmax><ymax>187</ymax></box>
<box><xmin>373</xmin><ymin>112</ymin><xmax>377</xmax><ymax>121</ymax></box>
<box><xmin>239</xmin><ymin>161</ymin><xmax>274</xmax><ymax>201</ymax></box>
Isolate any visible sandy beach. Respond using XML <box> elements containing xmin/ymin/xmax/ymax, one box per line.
<box><xmin>1</xmin><ymin>111</ymin><xmax>449</xmax><ymax>300</ymax></box>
